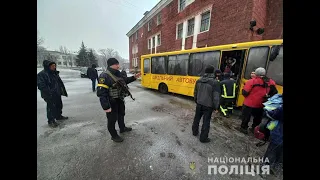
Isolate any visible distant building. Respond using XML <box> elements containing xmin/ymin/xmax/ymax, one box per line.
<box><xmin>37</xmin><ymin>50</ymin><xmax>77</xmax><ymax>67</ymax></box>
<box><xmin>126</xmin><ymin>0</ymin><xmax>283</xmax><ymax>69</ymax></box>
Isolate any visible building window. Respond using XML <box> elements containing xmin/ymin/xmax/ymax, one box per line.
<box><xmin>152</xmin><ymin>36</ymin><xmax>156</xmax><ymax>48</ymax></box>
<box><xmin>148</xmin><ymin>21</ymin><xmax>151</xmax><ymax>31</ymax></box>
<box><xmin>200</xmin><ymin>11</ymin><xmax>211</xmax><ymax>32</ymax></box>
<box><xmin>135</xmin><ymin>58</ymin><xmax>138</xmax><ymax>68</ymax></box>
<box><xmin>177</xmin><ymin>23</ymin><xmax>183</xmax><ymax>39</ymax></box>
<box><xmin>135</xmin><ymin>31</ymin><xmax>138</xmax><ymax>40</ymax></box>
<box><xmin>179</xmin><ymin>0</ymin><xmax>186</xmax><ymax>12</ymax></box>
<box><xmin>157</xmin><ymin>34</ymin><xmax>161</xmax><ymax>46</ymax></box>
<box><xmin>157</xmin><ymin>13</ymin><xmax>162</xmax><ymax>26</ymax></box>
<box><xmin>148</xmin><ymin>39</ymin><xmax>151</xmax><ymax>49</ymax></box>
<box><xmin>179</xmin><ymin>0</ymin><xmax>194</xmax><ymax>12</ymax></box>
<box><xmin>131</xmin><ymin>36</ymin><xmax>133</xmax><ymax>42</ymax></box>
<box><xmin>187</xmin><ymin>18</ymin><xmax>195</xmax><ymax>36</ymax></box>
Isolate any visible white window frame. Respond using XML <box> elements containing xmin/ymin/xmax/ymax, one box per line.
<box><xmin>152</xmin><ymin>37</ymin><xmax>155</xmax><ymax>48</ymax></box>
<box><xmin>199</xmin><ymin>10</ymin><xmax>211</xmax><ymax>33</ymax></box>
<box><xmin>178</xmin><ymin>0</ymin><xmax>195</xmax><ymax>13</ymax></box>
<box><xmin>148</xmin><ymin>38</ymin><xmax>151</xmax><ymax>49</ymax></box>
<box><xmin>157</xmin><ymin>34</ymin><xmax>161</xmax><ymax>46</ymax></box>
<box><xmin>157</xmin><ymin>13</ymin><xmax>161</xmax><ymax>26</ymax></box>
<box><xmin>135</xmin><ymin>58</ymin><xmax>138</xmax><ymax>68</ymax></box>
<box><xmin>148</xmin><ymin>21</ymin><xmax>151</xmax><ymax>31</ymax></box>
<box><xmin>135</xmin><ymin>31</ymin><xmax>138</xmax><ymax>40</ymax></box>
<box><xmin>135</xmin><ymin>44</ymin><xmax>138</xmax><ymax>54</ymax></box>
<box><xmin>176</xmin><ymin>23</ymin><xmax>183</xmax><ymax>39</ymax></box>
<box><xmin>187</xmin><ymin>18</ymin><xmax>195</xmax><ymax>37</ymax></box>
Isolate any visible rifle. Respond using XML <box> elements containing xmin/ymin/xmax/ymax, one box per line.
<box><xmin>106</xmin><ymin>70</ymin><xmax>135</xmax><ymax>101</ymax></box>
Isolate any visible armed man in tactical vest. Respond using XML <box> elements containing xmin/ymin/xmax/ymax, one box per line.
<box><xmin>219</xmin><ymin>72</ymin><xmax>237</xmax><ymax>118</ymax></box>
<box><xmin>97</xmin><ymin>58</ymin><xmax>141</xmax><ymax>142</ymax></box>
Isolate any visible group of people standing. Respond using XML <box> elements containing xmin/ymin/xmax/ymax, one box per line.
<box><xmin>192</xmin><ymin>65</ymin><xmax>283</xmax><ymax>174</ymax></box>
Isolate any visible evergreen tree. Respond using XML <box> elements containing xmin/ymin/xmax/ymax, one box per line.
<box><xmin>88</xmin><ymin>49</ymin><xmax>98</xmax><ymax>67</ymax></box>
<box><xmin>76</xmin><ymin>41</ymin><xmax>88</xmax><ymax>67</ymax></box>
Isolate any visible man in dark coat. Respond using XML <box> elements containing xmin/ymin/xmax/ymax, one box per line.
<box><xmin>192</xmin><ymin>65</ymin><xmax>221</xmax><ymax>143</ymax></box>
<box><xmin>87</xmin><ymin>64</ymin><xmax>99</xmax><ymax>92</ymax></box>
<box><xmin>37</xmin><ymin>60</ymin><xmax>68</xmax><ymax>127</ymax></box>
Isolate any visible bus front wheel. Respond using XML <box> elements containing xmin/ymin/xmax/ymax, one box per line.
<box><xmin>158</xmin><ymin>83</ymin><xmax>168</xmax><ymax>94</ymax></box>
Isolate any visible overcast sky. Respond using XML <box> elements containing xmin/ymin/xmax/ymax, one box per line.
<box><xmin>37</xmin><ymin>0</ymin><xmax>159</xmax><ymax>59</ymax></box>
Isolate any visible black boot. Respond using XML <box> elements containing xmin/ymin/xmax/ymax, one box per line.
<box><xmin>56</xmin><ymin>116</ymin><xmax>69</xmax><ymax>120</ymax></box>
<box><xmin>111</xmin><ymin>136</ymin><xmax>124</xmax><ymax>142</ymax></box>
<box><xmin>120</xmin><ymin>127</ymin><xmax>132</xmax><ymax>133</ymax></box>
<box><xmin>193</xmin><ymin>131</ymin><xmax>198</xmax><ymax>136</ymax></box>
<box><xmin>200</xmin><ymin>138</ymin><xmax>211</xmax><ymax>143</ymax></box>
<box><xmin>238</xmin><ymin>127</ymin><xmax>248</xmax><ymax>134</ymax></box>
<box><xmin>48</xmin><ymin>121</ymin><xmax>59</xmax><ymax>128</ymax></box>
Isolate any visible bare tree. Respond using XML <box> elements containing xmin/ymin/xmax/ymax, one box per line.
<box><xmin>59</xmin><ymin>46</ymin><xmax>71</xmax><ymax>67</ymax></box>
<box><xmin>37</xmin><ymin>31</ymin><xmax>44</xmax><ymax>46</ymax></box>
<box><xmin>37</xmin><ymin>31</ymin><xmax>47</xmax><ymax>66</ymax></box>
<box><xmin>98</xmin><ymin>48</ymin><xmax>117</xmax><ymax>69</ymax></box>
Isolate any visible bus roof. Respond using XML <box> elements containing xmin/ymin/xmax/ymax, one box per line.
<box><xmin>141</xmin><ymin>39</ymin><xmax>283</xmax><ymax>58</ymax></box>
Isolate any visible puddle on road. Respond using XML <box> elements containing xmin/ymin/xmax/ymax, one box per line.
<box><xmin>169</xmin><ymin>99</ymin><xmax>193</xmax><ymax>110</ymax></box>
<box><xmin>151</xmin><ymin>105</ymin><xmax>167</xmax><ymax>112</ymax></box>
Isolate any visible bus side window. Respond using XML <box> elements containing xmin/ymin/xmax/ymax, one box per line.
<box><xmin>143</xmin><ymin>58</ymin><xmax>150</xmax><ymax>73</ymax></box>
<box><xmin>189</xmin><ymin>51</ymin><xmax>220</xmax><ymax>76</ymax></box>
<box><xmin>151</xmin><ymin>56</ymin><xmax>166</xmax><ymax>74</ymax></box>
<box><xmin>266</xmin><ymin>46</ymin><xmax>283</xmax><ymax>86</ymax></box>
<box><xmin>244</xmin><ymin>46</ymin><xmax>269</xmax><ymax>79</ymax></box>
<box><xmin>168</xmin><ymin>54</ymin><xmax>188</xmax><ymax>75</ymax></box>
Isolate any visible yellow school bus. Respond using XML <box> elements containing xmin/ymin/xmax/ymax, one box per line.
<box><xmin>140</xmin><ymin>39</ymin><xmax>283</xmax><ymax>107</ymax></box>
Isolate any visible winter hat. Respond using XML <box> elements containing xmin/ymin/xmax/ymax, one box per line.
<box><xmin>224</xmin><ymin>72</ymin><xmax>231</xmax><ymax>78</ymax></box>
<box><xmin>214</xmin><ymin>69</ymin><xmax>222</xmax><ymax>74</ymax></box>
<box><xmin>107</xmin><ymin>58</ymin><xmax>119</xmax><ymax>67</ymax></box>
<box><xmin>255</xmin><ymin>67</ymin><xmax>266</xmax><ymax>77</ymax></box>
<box><xmin>205</xmin><ymin>65</ymin><xmax>215</xmax><ymax>73</ymax></box>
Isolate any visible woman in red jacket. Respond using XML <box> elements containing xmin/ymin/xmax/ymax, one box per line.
<box><xmin>239</xmin><ymin>67</ymin><xmax>278</xmax><ymax>134</ymax></box>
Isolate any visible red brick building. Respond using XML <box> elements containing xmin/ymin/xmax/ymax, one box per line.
<box><xmin>126</xmin><ymin>0</ymin><xmax>283</xmax><ymax>69</ymax></box>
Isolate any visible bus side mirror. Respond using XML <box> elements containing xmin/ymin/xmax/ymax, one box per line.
<box><xmin>269</xmin><ymin>45</ymin><xmax>281</xmax><ymax>61</ymax></box>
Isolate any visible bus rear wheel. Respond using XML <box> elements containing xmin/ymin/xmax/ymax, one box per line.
<box><xmin>158</xmin><ymin>83</ymin><xmax>168</xmax><ymax>94</ymax></box>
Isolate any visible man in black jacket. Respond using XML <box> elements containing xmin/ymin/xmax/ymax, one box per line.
<box><xmin>192</xmin><ymin>66</ymin><xmax>221</xmax><ymax>143</ymax></box>
<box><xmin>37</xmin><ymin>60</ymin><xmax>68</xmax><ymax>128</ymax></box>
<box><xmin>87</xmin><ymin>64</ymin><xmax>99</xmax><ymax>92</ymax></box>
<box><xmin>97</xmin><ymin>58</ymin><xmax>141</xmax><ymax>142</ymax></box>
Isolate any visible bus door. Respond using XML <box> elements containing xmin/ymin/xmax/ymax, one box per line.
<box><xmin>142</xmin><ymin>58</ymin><xmax>152</xmax><ymax>88</ymax></box>
<box><xmin>236</xmin><ymin>46</ymin><xmax>270</xmax><ymax>107</ymax></box>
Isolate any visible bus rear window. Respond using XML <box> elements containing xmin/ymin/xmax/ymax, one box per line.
<box><xmin>151</xmin><ymin>56</ymin><xmax>166</xmax><ymax>74</ymax></box>
<box><xmin>189</xmin><ymin>51</ymin><xmax>220</xmax><ymax>76</ymax></box>
<box><xmin>266</xmin><ymin>46</ymin><xmax>283</xmax><ymax>86</ymax></box>
<box><xmin>244</xmin><ymin>46</ymin><xmax>269</xmax><ymax>79</ymax></box>
<box><xmin>167</xmin><ymin>54</ymin><xmax>188</xmax><ymax>75</ymax></box>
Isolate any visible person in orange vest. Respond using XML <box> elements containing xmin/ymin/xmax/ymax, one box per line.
<box><xmin>239</xmin><ymin>67</ymin><xmax>278</xmax><ymax>134</ymax></box>
<box><xmin>219</xmin><ymin>73</ymin><xmax>237</xmax><ymax>117</ymax></box>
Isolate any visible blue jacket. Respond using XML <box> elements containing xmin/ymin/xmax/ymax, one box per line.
<box><xmin>267</xmin><ymin>106</ymin><xmax>283</xmax><ymax>145</ymax></box>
